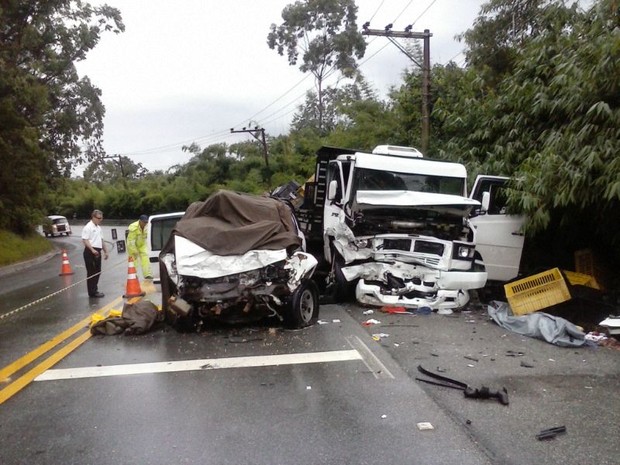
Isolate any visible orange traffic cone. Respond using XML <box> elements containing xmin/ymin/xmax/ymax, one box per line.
<box><xmin>123</xmin><ymin>257</ymin><xmax>145</xmax><ymax>298</ymax></box>
<box><xmin>59</xmin><ymin>249</ymin><xmax>74</xmax><ymax>276</ymax></box>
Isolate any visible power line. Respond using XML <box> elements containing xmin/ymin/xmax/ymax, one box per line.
<box><xmin>115</xmin><ymin>75</ymin><xmax>313</xmax><ymax>158</ymax></box>
<box><xmin>368</xmin><ymin>0</ymin><xmax>386</xmax><ymax>22</ymax></box>
<box><xmin>393</xmin><ymin>0</ymin><xmax>415</xmax><ymax>23</ymax></box>
<box><xmin>410</xmin><ymin>0</ymin><xmax>437</xmax><ymax>27</ymax></box>
<box><xmin>107</xmin><ymin>0</ymin><xmax>440</xmax><ymax>162</ymax></box>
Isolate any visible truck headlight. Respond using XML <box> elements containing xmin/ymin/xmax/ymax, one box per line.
<box><xmin>454</xmin><ymin>245</ymin><xmax>475</xmax><ymax>259</ymax></box>
<box><xmin>354</xmin><ymin>239</ymin><xmax>370</xmax><ymax>249</ymax></box>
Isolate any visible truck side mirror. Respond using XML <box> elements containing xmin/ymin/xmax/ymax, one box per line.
<box><xmin>481</xmin><ymin>191</ymin><xmax>491</xmax><ymax>212</ymax></box>
<box><xmin>327</xmin><ymin>180</ymin><xmax>338</xmax><ymax>201</ymax></box>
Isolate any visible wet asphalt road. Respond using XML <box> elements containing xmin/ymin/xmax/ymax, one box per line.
<box><xmin>0</xmin><ymin>227</ymin><xmax>490</xmax><ymax>465</ymax></box>
<box><xmin>1</xmin><ymin>226</ymin><xmax>619</xmax><ymax>465</ymax></box>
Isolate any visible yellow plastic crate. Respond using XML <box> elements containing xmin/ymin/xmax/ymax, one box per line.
<box><xmin>563</xmin><ymin>270</ymin><xmax>601</xmax><ymax>290</ymax></box>
<box><xmin>504</xmin><ymin>268</ymin><xmax>571</xmax><ymax>315</ymax></box>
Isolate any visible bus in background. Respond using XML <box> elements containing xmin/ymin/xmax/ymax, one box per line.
<box><xmin>147</xmin><ymin>212</ymin><xmax>184</xmax><ymax>283</ymax></box>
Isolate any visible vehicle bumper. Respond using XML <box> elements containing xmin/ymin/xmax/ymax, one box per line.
<box><xmin>355</xmin><ymin>280</ymin><xmax>471</xmax><ymax>311</ymax></box>
<box><xmin>343</xmin><ymin>261</ymin><xmax>487</xmax><ymax>310</ymax></box>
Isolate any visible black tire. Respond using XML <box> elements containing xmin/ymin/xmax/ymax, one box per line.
<box><xmin>334</xmin><ymin>256</ymin><xmax>356</xmax><ymax>302</ymax></box>
<box><xmin>284</xmin><ymin>279</ymin><xmax>319</xmax><ymax>329</ymax></box>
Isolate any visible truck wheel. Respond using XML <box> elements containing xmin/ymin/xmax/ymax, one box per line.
<box><xmin>284</xmin><ymin>279</ymin><xmax>319</xmax><ymax>328</ymax></box>
<box><xmin>160</xmin><ymin>261</ymin><xmax>173</xmax><ymax>314</ymax></box>
<box><xmin>334</xmin><ymin>257</ymin><xmax>355</xmax><ymax>302</ymax></box>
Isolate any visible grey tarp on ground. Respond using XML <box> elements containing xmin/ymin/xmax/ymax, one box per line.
<box><xmin>487</xmin><ymin>301</ymin><xmax>588</xmax><ymax>347</ymax></box>
<box><xmin>162</xmin><ymin>190</ymin><xmax>302</xmax><ymax>257</ymax></box>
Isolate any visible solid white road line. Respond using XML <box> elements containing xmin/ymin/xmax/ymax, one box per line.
<box><xmin>34</xmin><ymin>350</ymin><xmax>363</xmax><ymax>381</ymax></box>
<box><xmin>345</xmin><ymin>335</ymin><xmax>394</xmax><ymax>379</ymax></box>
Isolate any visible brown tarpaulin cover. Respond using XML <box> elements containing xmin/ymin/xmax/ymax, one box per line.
<box><xmin>162</xmin><ymin>190</ymin><xmax>302</xmax><ymax>256</ymax></box>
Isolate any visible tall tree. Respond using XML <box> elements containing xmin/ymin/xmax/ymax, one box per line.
<box><xmin>83</xmin><ymin>155</ymin><xmax>147</xmax><ymax>183</ymax></box>
<box><xmin>0</xmin><ymin>0</ymin><xmax>123</xmax><ymax>233</ymax></box>
<box><xmin>267</xmin><ymin>0</ymin><xmax>366</xmax><ymax>132</ymax></box>
<box><xmin>291</xmin><ymin>75</ymin><xmax>376</xmax><ymax>135</ymax></box>
<box><xmin>459</xmin><ymin>0</ymin><xmax>553</xmax><ymax>86</ymax></box>
<box><xmin>435</xmin><ymin>0</ymin><xmax>620</xmax><ymax>269</ymax></box>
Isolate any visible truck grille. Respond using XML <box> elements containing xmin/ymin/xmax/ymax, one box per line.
<box><xmin>381</xmin><ymin>238</ymin><xmax>411</xmax><ymax>251</ymax></box>
<box><xmin>413</xmin><ymin>240</ymin><xmax>444</xmax><ymax>256</ymax></box>
<box><xmin>417</xmin><ymin>256</ymin><xmax>441</xmax><ymax>266</ymax></box>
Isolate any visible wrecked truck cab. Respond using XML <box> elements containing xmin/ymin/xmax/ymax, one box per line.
<box><xmin>159</xmin><ymin>190</ymin><xmax>319</xmax><ymax>331</ymax></box>
<box><xmin>292</xmin><ymin>145</ymin><xmax>489</xmax><ymax>312</ymax></box>
<box><xmin>334</xmin><ymin>182</ymin><xmax>487</xmax><ymax>311</ymax></box>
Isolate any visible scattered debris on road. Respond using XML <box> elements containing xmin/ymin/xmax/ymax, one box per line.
<box><xmin>536</xmin><ymin>426</ymin><xmax>567</xmax><ymax>440</ymax></box>
<box><xmin>417</xmin><ymin>422</ymin><xmax>434</xmax><ymax>430</ymax></box>
<box><xmin>416</xmin><ymin>365</ymin><xmax>509</xmax><ymax>406</ymax></box>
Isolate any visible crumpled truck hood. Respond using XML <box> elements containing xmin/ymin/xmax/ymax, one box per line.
<box><xmin>355</xmin><ymin>190</ymin><xmax>480</xmax><ymax>216</ymax></box>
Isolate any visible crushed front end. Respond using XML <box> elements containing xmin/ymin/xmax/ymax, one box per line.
<box><xmin>162</xmin><ymin>248</ymin><xmax>317</xmax><ymax>325</ymax></box>
<box><xmin>331</xmin><ymin>193</ymin><xmax>487</xmax><ymax>311</ymax></box>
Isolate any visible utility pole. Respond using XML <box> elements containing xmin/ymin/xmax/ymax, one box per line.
<box><xmin>230</xmin><ymin>126</ymin><xmax>269</xmax><ymax>169</ymax></box>
<box><xmin>362</xmin><ymin>24</ymin><xmax>432</xmax><ymax>154</ymax></box>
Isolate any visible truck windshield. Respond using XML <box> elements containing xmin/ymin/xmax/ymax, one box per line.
<box><xmin>355</xmin><ymin>168</ymin><xmax>465</xmax><ymax>196</ymax></box>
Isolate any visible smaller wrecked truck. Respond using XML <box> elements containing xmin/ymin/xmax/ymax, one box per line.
<box><xmin>284</xmin><ymin>145</ymin><xmax>525</xmax><ymax>312</ymax></box>
<box><xmin>159</xmin><ymin>190</ymin><xmax>320</xmax><ymax>331</ymax></box>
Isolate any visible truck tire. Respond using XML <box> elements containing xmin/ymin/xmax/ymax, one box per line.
<box><xmin>284</xmin><ymin>279</ymin><xmax>319</xmax><ymax>329</ymax></box>
<box><xmin>334</xmin><ymin>257</ymin><xmax>356</xmax><ymax>302</ymax></box>
<box><xmin>159</xmin><ymin>260</ymin><xmax>173</xmax><ymax>315</ymax></box>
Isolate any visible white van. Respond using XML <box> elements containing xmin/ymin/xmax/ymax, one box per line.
<box><xmin>43</xmin><ymin>215</ymin><xmax>72</xmax><ymax>237</ymax></box>
<box><xmin>147</xmin><ymin>212</ymin><xmax>184</xmax><ymax>282</ymax></box>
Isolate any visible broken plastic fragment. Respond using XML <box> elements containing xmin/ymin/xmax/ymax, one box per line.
<box><xmin>381</xmin><ymin>306</ymin><xmax>410</xmax><ymax>314</ymax></box>
<box><xmin>437</xmin><ymin>308</ymin><xmax>453</xmax><ymax>315</ymax></box>
<box><xmin>417</xmin><ymin>422</ymin><xmax>434</xmax><ymax>430</ymax></box>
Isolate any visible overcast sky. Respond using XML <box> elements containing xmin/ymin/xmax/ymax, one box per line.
<box><xmin>75</xmin><ymin>0</ymin><xmax>487</xmax><ymax>174</ymax></box>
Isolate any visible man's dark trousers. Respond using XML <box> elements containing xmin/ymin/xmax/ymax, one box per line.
<box><xmin>83</xmin><ymin>247</ymin><xmax>102</xmax><ymax>296</ymax></box>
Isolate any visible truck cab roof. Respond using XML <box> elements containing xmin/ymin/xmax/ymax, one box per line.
<box><xmin>371</xmin><ymin>145</ymin><xmax>423</xmax><ymax>158</ymax></box>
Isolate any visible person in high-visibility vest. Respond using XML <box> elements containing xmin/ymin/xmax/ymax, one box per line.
<box><xmin>127</xmin><ymin>214</ymin><xmax>152</xmax><ymax>279</ymax></box>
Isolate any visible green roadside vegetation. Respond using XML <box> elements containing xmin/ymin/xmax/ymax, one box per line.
<box><xmin>0</xmin><ymin>230</ymin><xmax>54</xmax><ymax>268</ymax></box>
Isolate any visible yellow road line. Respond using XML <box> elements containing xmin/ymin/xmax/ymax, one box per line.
<box><xmin>0</xmin><ymin>297</ymin><xmax>122</xmax><ymax>382</ymax></box>
<box><xmin>0</xmin><ymin>295</ymin><xmax>141</xmax><ymax>405</ymax></box>
<box><xmin>0</xmin><ymin>330</ymin><xmax>92</xmax><ymax>405</ymax></box>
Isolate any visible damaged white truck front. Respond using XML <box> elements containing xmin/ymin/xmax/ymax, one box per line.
<box><xmin>297</xmin><ymin>145</ymin><xmax>492</xmax><ymax>311</ymax></box>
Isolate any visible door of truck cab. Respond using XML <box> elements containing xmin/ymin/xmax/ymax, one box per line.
<box><xmin>469</xmin><ymin>175</ymin><xmax>525</xmax><ymax>282</ymax></box>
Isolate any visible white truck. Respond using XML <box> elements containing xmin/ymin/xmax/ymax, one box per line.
<box><xmin>292</xmin><ymin>145</ymin><xmax>525</xmax><ymax>311</ymax></box>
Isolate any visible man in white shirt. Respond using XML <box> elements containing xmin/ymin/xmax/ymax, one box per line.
<box><xmin>82</xmin><ymin>209</ymin><xmax>108</xmax><ymax>298</ymax></box>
